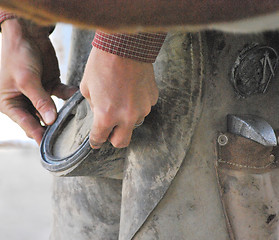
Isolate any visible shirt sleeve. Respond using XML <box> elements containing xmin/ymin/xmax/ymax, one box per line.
<box><xmin>92</xmin><ymin>31</ymin><xmax>167</xmax><ymax>63</ymax></box>
<box><xmin>0</xmin><ymin>10</ymin><xmax>16</xmax><ymax>25</ymax></box>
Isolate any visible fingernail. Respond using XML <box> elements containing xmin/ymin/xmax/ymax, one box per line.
<box><xmin>44</xmin><ymin>110</ymin><xmax>56</xmax><ymax>125</ymax></box>
<box><xmin>90</xmin><ymin>141</ymin><xmax>103</xmax><ymax>149</ymax></box>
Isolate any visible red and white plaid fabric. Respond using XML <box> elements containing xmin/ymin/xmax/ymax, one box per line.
<box><xmin>0</xmin><ymin>10</ymin><xmax>15</xmax><ymax>25</ymax></box>
<box><xmin>0</xmin><ymin>10</ymin><xmax>166</xmax><ymax>63</ymax></box>
<box><xmin>93</xmin><ymin>31</ymin><xmax>166</xmax><ymax>63</ymax></box>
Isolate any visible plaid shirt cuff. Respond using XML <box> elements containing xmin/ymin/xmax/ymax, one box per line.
<box><xmin>0</xmin><ymin>10</ymin><xmax>16</xmax><ymax>25</ymax></box>
<box><xmin>92</xmin><ymin>31</ymin><xmax>167</xmax><ymax>63</ymax></box>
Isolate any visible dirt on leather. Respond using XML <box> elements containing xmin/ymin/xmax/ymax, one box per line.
<box><xmin>1</xmin><ymin>0</ymin><xmax>279</xmax><ymax>31</ymax></box>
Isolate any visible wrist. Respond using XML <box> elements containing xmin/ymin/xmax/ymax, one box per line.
<box><xmin>2</xmin><ymin>18</ymin><xmax>52</xmax><ymax>46</ymax></box>
<box><xmin>1</xmin><ymin>18</ymin><xmax>23</xmax><ymax>41</ymax></box>
<box><xmin>93</xmin><ymin>46</ymin><xmax>151</xmax><ymax>70</ymax></box>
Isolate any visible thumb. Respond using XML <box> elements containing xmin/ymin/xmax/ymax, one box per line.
<box><xmin>18</xmin><ymin>75</ymin><xmax>57</xmax><ymax>125</ymax></box>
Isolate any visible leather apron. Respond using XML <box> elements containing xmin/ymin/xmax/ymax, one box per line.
<box><xmin>50</xmin><ymin>29</ymin><xmax>279</xmax><ymax>240</ymax></box>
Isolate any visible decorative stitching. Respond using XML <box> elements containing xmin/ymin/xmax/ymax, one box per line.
<box><xmin>218</xmin><ymin>158</ymin><xmax>273</xmax><ymax>169</ymax></box>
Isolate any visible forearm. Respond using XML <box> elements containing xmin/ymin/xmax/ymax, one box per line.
<box><xmin>0</xmin><ymin>0</ymin><xmax>279</xmax><ymax>31</ymax></box>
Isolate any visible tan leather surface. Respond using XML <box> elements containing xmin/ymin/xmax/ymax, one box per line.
<box><xmin>1</xmin><ymin>1</ymin><xmax>279</xmax><ymax>31</ymax></box>
<box><xmin>217</xmin><ymin>132</ymin><xmax>276</xmax><ymax>173</ymax></box>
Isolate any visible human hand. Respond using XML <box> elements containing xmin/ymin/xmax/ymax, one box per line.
<box><xmin>80</xmin><ymin>48</ymin><xmax>159</xmax><ymax>149</ymax></box>
<box><xmin>0</xmin><ymin>18</ymin><xmax>76</xmax><ymax>144</ymax></box>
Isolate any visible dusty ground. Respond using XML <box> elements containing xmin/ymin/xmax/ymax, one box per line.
<box><xmin>0</xmin><ymin>146</ymin><xmax>52</xmax><ymax>240</ymax></box>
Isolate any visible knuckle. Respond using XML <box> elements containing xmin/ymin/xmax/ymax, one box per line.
<box><xmin>19</xmin><ymin>118</ymin><xmax>42</xmax><ymax>139</ymax></box>
<box><xmin>151</xmin><ymin>94</ymin><xmax>159</xmax><ymax>106</ymax></box>
<box><xmin>124</xmin><ymin>118</ymin><xmax>137</xmax><ymax>127</ymax></box>
<box><xmin>89</xmin><ymin>133</ymin><xmax>106</xmax><ymax>144</ymax></box>
<box><xmin>89</xmin><ymin>127</ymin><xmax>108</xmax><ymax>144</ymax></box>
<box><xmin>122</xmin><ymin>109</ymin><xmax>138</xmax><ymax>125</ymax></box>
<box><xmin>101</xmin><ymin>115</ymin><xmax>114</xmax><ymax>127</ymax></box>
<box><xmin>27</xmin><ymin>128</ymin><xmax>38</xmax><ymax>139</ymax></box>
<box><xmin>110</xmin><ymin>132</ymin><xmax>132</xmax><ymax>149</ymax></box>
<box><xmin>34</xmin><ymin>98</ymin><xmax>50</xmax><ymax>112</ymax></box>
<box><xmin>25</xmin><ymin>132</ymin><xmax>32</xmax><ymax>139</ymax></box>
<box><xmin>28</xmin><ymin>128</ymin><xmax>43</xmax><ymax>141</ymax></box>
<box><xmin>151</xmin><ymin>89</ymin><xmax>159</xmax><ymax>105</ymax></box>
<box><xmin>111</xmin><ymin>140</ymin><xmax>129</xmax><ymax>149</ymax></box>
<box><xmin>89</xmin><ymin>139</ymin><xmax>104</xmax><ymax>148</ymax></box>
<box><xmin>97</xmin><ymin>103</ymin><xmax>116</xmax><ymax>115</ymax></box>
<box><xmin>95</xmin><ymin>109</ymin><xmax>115</xmax><ymax>127</ymax></box>
<box><xmin>80</xmin><ymin>82</ymin><xmax>89</xmax><ymax>99</ymax></box>
<box><xmin>123</xmin><ymin>107</ymin><xmax>150</xmax><ymax>126</ymax></box>
<box><xmin>142</xmin><ymin>106</ymin><xmax>151</xmax><ymax>117</ymax></box>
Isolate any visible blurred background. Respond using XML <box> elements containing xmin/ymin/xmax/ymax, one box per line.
<box><xmin>0</xmin><ymin>23</ymin><xmax>72</xmax><ymax>240</ymax></box>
